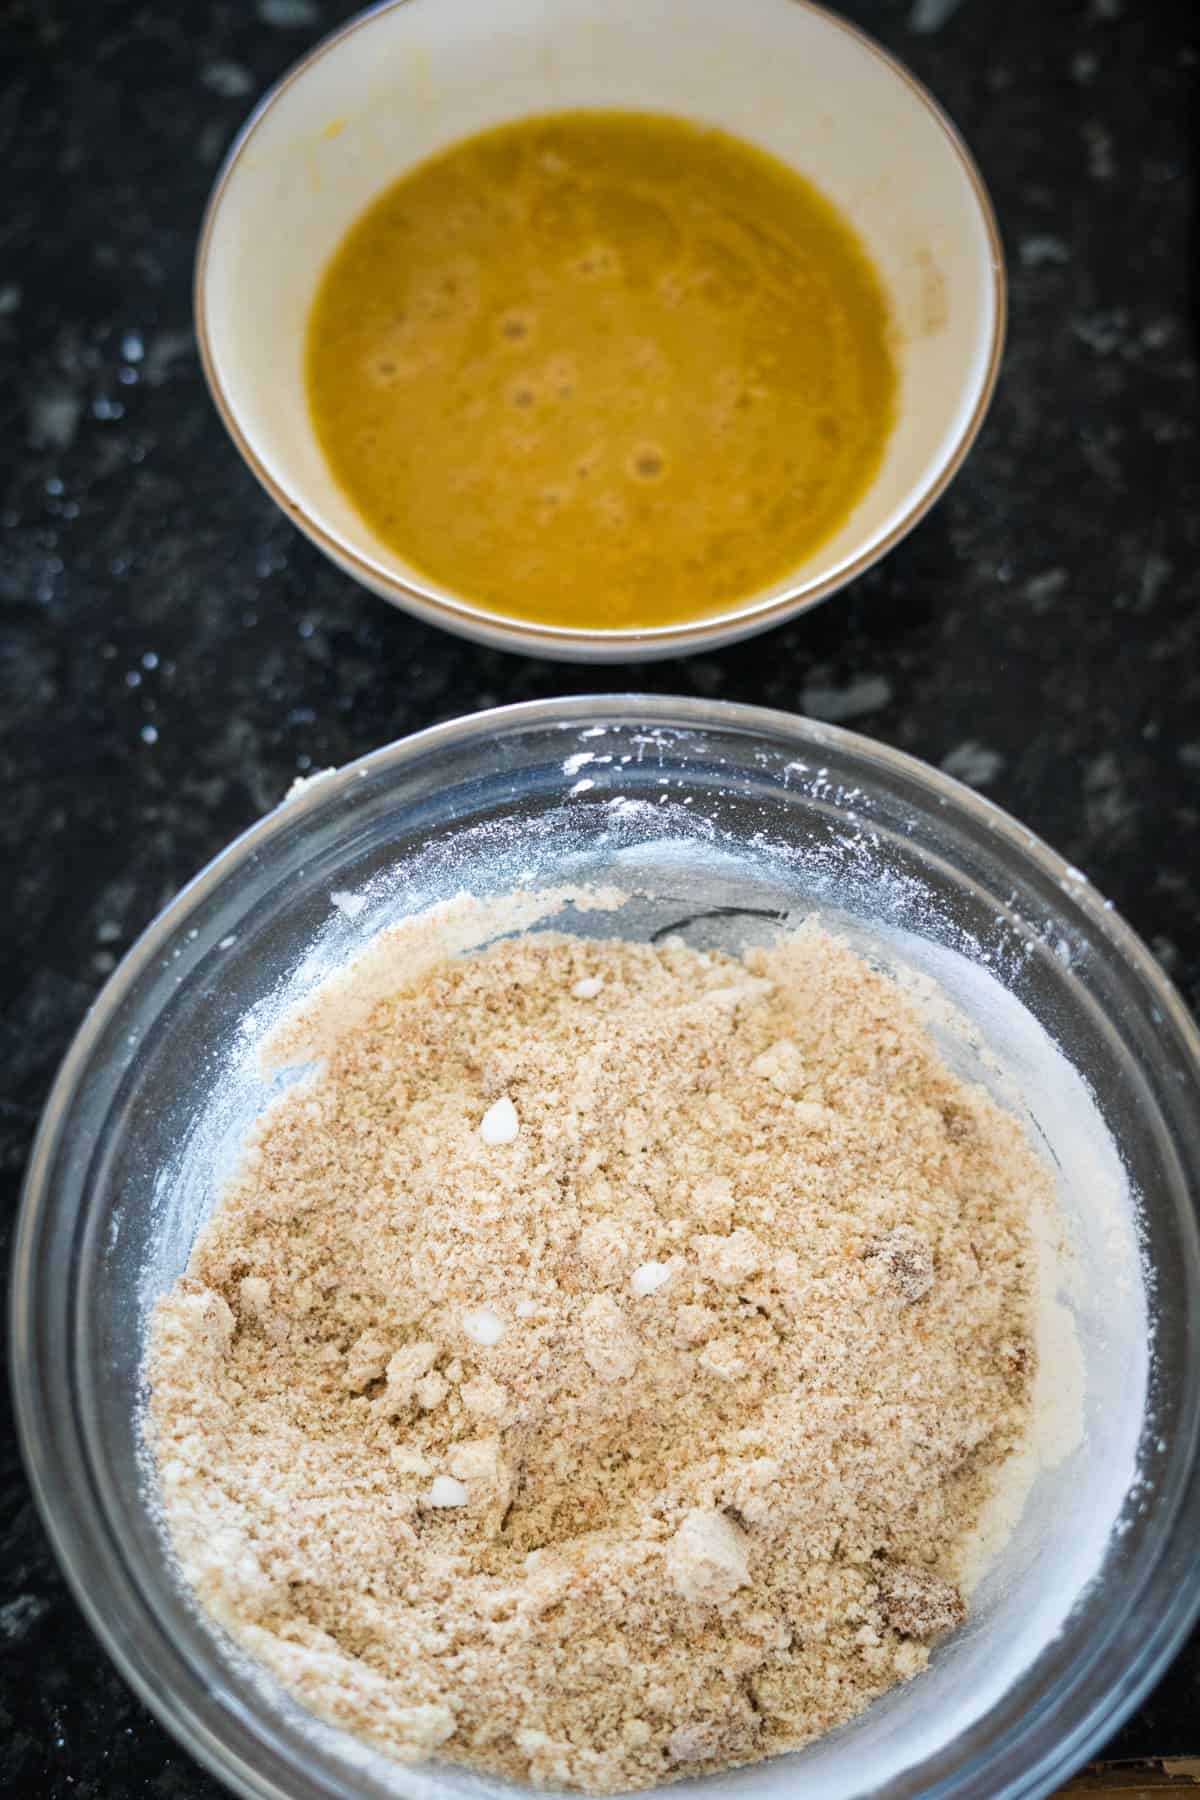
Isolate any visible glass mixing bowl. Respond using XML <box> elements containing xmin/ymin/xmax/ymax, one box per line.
<box><xmin>11</xmin><ymin>697</ymin><xmax>1200</xmax><ymax>1800</ymax></box>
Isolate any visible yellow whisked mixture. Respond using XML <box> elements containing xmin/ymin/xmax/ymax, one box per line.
<box><xmin>307</xmin><ymin>111</ymin><xmax>897</xmax><ymax>629</ymax></box>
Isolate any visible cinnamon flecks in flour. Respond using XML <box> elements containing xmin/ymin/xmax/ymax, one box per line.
<box><xmin>147</xmin><ymin>925</ymin><xmax>1043</xmax><ymax>1793</ymax></box>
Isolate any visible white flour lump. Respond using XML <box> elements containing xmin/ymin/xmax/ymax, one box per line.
<box><xmin>147</xmin><ymin>924</ymin><xmax>1043</xmax><ymax>1793</ymax></box>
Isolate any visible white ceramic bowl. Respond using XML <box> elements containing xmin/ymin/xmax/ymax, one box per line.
<box><xmin>196</xmin><ymin>0</ymin><xmax>1005</xmax><ymax>660</ymax></box>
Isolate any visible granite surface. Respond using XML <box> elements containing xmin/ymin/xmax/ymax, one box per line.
<box><xmin>2</xmin><ymin>0</ymin><xmax>1198</xmax><ymax>1793</ymax></box>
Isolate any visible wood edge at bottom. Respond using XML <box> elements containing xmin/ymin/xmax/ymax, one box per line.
<box><xmin>1059</xmin><ymin>1759</ymin><xmax>1200</xmax><ymax>1793</ymax></box>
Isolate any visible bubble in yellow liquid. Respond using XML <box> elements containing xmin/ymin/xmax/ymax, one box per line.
<box><xmin>307</xmin><ymin>111</ymin><xmax>897</xmax><ymax>631</ymax></box>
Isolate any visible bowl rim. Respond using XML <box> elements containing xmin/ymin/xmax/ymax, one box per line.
<box><xmin>11</xmin><ymin>694</ymin><xmax>1200</xmax><ymax>1800</ymax></box>
<box><xmin>193</xmin><ymin>0</ymin><xmax>1008</xmax><ymax>656</ymax></box>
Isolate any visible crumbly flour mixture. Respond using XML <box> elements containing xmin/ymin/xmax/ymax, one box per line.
<box><xmin>148</xmin><ymin>924</ymin><xmax>1043</xmax><ymax>1793</ymax></box>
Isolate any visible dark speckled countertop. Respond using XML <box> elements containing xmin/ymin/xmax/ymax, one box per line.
<box><xmin>2</xmin><ymin>0</ymin><xmax>1198</xmax><ymax>1793</ymax></box>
